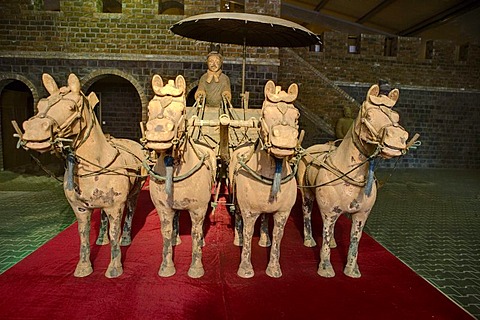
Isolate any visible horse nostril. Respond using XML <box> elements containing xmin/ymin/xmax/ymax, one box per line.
<box><xmin>146</xmin><ymin>122</ymin><xmax>153</xmax><ymax>131</ymax></box>
<box><xmin>166</xmin><ymin>123</ymin><xmax>174</xmax><ymax>131</ymax></box>
<box><xmin>273</xmin><ymin>129</ymin><xmax>280</xmax><ymax>137</ymax></box>
<box><xmin>42</xmin><ymin>121</ymin><xmax>49</xmax><ymax>131</ymax></box>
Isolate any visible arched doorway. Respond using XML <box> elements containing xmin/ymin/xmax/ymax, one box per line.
<box><xmin>0</xmin><ymin>80</ymin><xmax>34</xmax><ymax>170</ymax></box>
<box><xmin>186</xmin><ymin>85</ymin><xmax>198</xmax><ymax>107</ymax></box>
<box><xmin>85</xmin><ymin>75</ymin><xmax>142</xmax><ymax>141</ymax></box>
<box><xmin>0</xmin><ymin>80</ymin><xmax>63</xmax><ymax>173</ymax></box>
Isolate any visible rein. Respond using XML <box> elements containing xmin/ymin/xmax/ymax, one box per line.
<box><xmin>234</xmin><ymin>140</ymin><xmax>301</xmax><ymax>186</ymax></box>
<box><xmin>297</xmin><ymin>101</ymin><xmax>407</xmax><ymax>193</ymax></box>
<box><xmin>143</xmin><ymin>137</ymin><xmax>209</xmax><ymax>184</ymax></box>
<box><xmin>297</xmin><ymin>148</ymin><xmax>379</xmax><ymax>189</ymax></box>
<box><xmin>29</xmin><ymin>92</ymin><xmax>145</xmax><ymax>183</ymax></box>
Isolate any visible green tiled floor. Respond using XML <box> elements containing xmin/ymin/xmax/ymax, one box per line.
<box><xmin>0</xmin><ymin>171</ymin><xmax>74</xmax><ymax>273</ymax></box>
<box><xmin>0</xmin><ymin>168</ymin><xmax>478</xmax><ymax>318</ymax></box>
<box><xmin>366</xmin><ymin>168</ymin><xmax>480</xmax><ymax>318</ymax></box>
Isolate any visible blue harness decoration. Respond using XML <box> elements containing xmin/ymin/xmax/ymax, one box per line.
<box><xmin>271</xmin><ymin>157</ymin><xmax>283</xmax><ymax>198</ymax></box>
<box><xmin>365</xmin><ymin>160</ymin><xmax>375</xmax><ymax>197</ymax></box>
<box><xmin>164</xmin><ymin>155</ymin><xmax>174</xmax><ymax>196</ymax></box>
<box><xmin>66</xmin><ymin>148</ymin><xmax>76</xmax><ymax>191</ymax></box>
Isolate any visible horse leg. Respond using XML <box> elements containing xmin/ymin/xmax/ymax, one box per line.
<box><xmin>105</xmin><ymin>206</ymin><xmax>124</xmax><ymax>278</ymax></box>
<box><xmin>233</xmin><ymin>208</ymin><xmax>243</xmax><ymax>247</ymax></box>
<box><xmin>258</xmin><ymin>214</ymin><xmax>271</xmax><ymax>247</ymax></box>
<box><xmin>158</xmin><ymin>209</ymin><xmax>176</xmax><ymax>277</ymax></box>
<box><xmin>317</xmin><ymin>212</ymin><xmax>339</xmax><ymax>278</ymax></box>
<box><xmin>121</xmin><ymin>180</ymin><xmax>143</xmax><ymax>246</ymax></box>
<box><xmin>96</xmin><ymin>210</ymin><xmax>110</xmax><ymax>245</ymax></box>
<box><xmin>237</xmin><ymin>212</ymin><xmax>258</xmax><ymax>278</ymax></box>
<box><xmin>329</xmin><ymin>219</ymin><xmax>338</xmax><ymax>248</ymax></box>
<box><xmin>74</xmin><ymin>208</ymin><xmax>93</xmax><ymax>277</ymax></box>
<box><xmin>266</xmin><ymin>211</ymin><xmax>289</xmax><ymax>278</ymax></box>
<box><xmin>187</xmin><ymin>207</ymin><xmax>207</xmax><ymax>278</ymax></box>
<box><xmin>302</xmin><ymin>189</ymin><xmax>316</xmax><ymax>247</ymax></box>
<box><xmin>344</xmin><ymin>210</ymin><xmax>369</xmax><ymax>278</ymax></box>
<box><xmin>172</xmin><ymin>211</ymin><xmax>182</xmax><ymax>246</ymax></box>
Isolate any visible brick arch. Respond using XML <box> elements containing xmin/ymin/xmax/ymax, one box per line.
<box><xmin>186</xmin><ymin>79</ymin><xmax>199</xmax><ymax>106</ymax></box>
<box><xmin>81</xmin><ymin>69</ymin><xmax>148</xmax><ymax>112</ymax></box>
<box><xmin>0</xmin><ymin>73</ymin><xmax>40</xmax><ymax>108</ymax></box>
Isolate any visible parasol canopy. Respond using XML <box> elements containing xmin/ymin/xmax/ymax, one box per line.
<box><xmin>170</xmin><ymin>12</ymin><xmax>321</xmax><ymax>48</ymax></box>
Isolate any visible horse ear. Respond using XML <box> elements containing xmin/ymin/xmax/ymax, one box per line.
<box><xmin>367</xmin><ymin>84</ymin><xmax>380</xmax><ymax>98</ymax></box>
<box><xmin>388</xmin><ymin>88</ymin><xmax>400</xmax><ymax>104</ymax></box>
<box><xmin>287</xmin><ymin>83</ymin><xmax>298</xmax><ymax>100</ymax></box>
<box><xmin>264</xmin><ymin>80</ymin><xmax>275</xmax><ymax>98</ymax></box>
<box><xmin>68</xmin><ymin>74</ymin><xmax>81</xmax><ymax>94</ymax></box>
<box><xmin>87</xmin><ymin>92</ymin><xmax>99</xmax><ymax>109</ymax></box>
<box><xmin>42</xmin><ymin>73</ymin><xmax>59</xmax><ymax>95</ymax></box>
<box><xmin>152</xmin><ymin>74</ymin><xmax>164</xmax><ymax>96</ymax></box>
<box><xmin>175</xmin><ymin>75</ymin><xmax>186</xmax><ymax>94</ymax></box>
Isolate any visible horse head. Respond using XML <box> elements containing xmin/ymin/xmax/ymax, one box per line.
<box><xmin>353</xmin><ymin>84</ymin><xmax>411</xmax><ymax>159</ymax></box>
<box><xmin>20</xmin><ymin>73</ymin><xmax>98</xmax><ymax>153</ymax></box>
<box><xmin>260</xmin><ymin>80</ymin><xmax>300</xmax><ymax>158</ymax></box>
<box><xmin>145</xmin><ymin>74</ymin><xmax>187</xmax><ymax>151</ymax></box>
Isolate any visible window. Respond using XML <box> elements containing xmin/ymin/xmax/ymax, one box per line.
<box><xmin>309</xmin><ymin>34</ymin><xmax>323</xmax><ymax>52</ymax></box>
<box><xmin>103</xmin><ymin>0</ymin><xmax>122</xmax><ymax>13</ymax></box>
<box><xmin>221</xmin><ymin>0</ymin><xmax>245</xmax><ymax>12</ymax></box>
<box><xmin>384</xmin><ymin>37</ymin><xmax>398</xmax><ymax>57</ymax></box>
<box><xmin>457</xmin><ymin>43</ymin><xmax>468</xmax><ymax>62</ymax></box>
<box><xmin>348</xmin><ymin>35</ymin><xmax>360</xmax><ymax>54</ymax></box>
<box><xmin>425</xmin><ymin>40</ymin><xmax>434</xmax><ymax>59</ymax></box>
<box><xmin>159</xmin><ymin>1</ymin><xmax>184</xmax><ymax>15</ymax></box>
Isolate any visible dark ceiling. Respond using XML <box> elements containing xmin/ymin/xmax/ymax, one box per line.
<box><xmin>281</xmin><ymin>0</ymin><xmax>480</xmax><ymax>45</ymax></box>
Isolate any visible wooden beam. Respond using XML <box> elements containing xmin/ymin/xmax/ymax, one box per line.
<box><xmin>314</xmin><ymin>0</ymin><xmax>330</xmax><ymax>12</ymax></box>
<box><xmin>281</xmin><ymin>2</ymin><xmax>395</xmax><ymax>36</ymax></box>
<box><xmin>356</xmin><ymin>0</ymin><xmax>397</xmax><ymax>24</ymax></box>
<box><xmin>399</xmin><ymin>0</ymin><xmax>480</xmax><ymax>36</ymax></box>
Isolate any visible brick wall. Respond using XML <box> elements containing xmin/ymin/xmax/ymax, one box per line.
<box><xmin>0</xmin><ymin>1</ymin><xmax>479</xmax><ymax>169</ymax></box>
<box><xmin>340</xmin><ymin>84</ymin><xmax>480</xmax><ymax>169</ymax></box>
<box><xmin>0</xmin><ymin>0</ymin><xmax>278</xmax><ymax>59</ymax></box>
<box><xmin>279</xmin><ymin>29</ymin><xmax>480</xmax><ymax>168</ymax></box>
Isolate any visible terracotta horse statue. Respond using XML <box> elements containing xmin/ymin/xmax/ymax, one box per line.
<box><xmin>144</xmin><ymin>74</ymin><xmax>216</xmax><ymax>278</ymax></box>
<box><xmin>17</xmin><ymin>73</ymin><xmax>145</xmax><ymax>278</ymax></box>
<box><xmin>229</xmin><ymin>80</ymin><xmax>300</xmax><ymax>278</ymax></box>
<box><xmin>297</xmin><ymin>83</ymin><xmax>418</xmax><ymax>278</ymax></box>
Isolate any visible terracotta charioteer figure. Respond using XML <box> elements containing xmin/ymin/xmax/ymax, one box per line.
<box><xmin>194</xmin><ymin>47</ymin><xmax>232</xmax><ymax>111</ymax></box>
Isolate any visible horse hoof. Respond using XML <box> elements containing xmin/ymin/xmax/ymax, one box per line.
<box><xmin>329</xmin><ymin>238</ymin><xmax>337</xmax><ymax>249</ymax></box>
<box><xmin>344</xmin><ymin>265</ymin><xmax>361</xmax><ymax>278</ymax></box>
<box><xmin>173</xmin><ymin>236</ymin><xmax>182</xmax><ymax>246</ymax></box>
<box><xmin>105</xmin><ymin>265</ymin><xmax>123</xmax><ymax>278</ymax></box>
<box><xmin>188</xmin><ymin>266</ymin><xmax>205</xmax><ymax>278</ymax></box>
<box><xmin>317</xmin><ymin>264</ymin><xmax>335</xmax><ymax>278</ymax></box>
<box><xmin>158</xmin><ymin>265</ymin><xmax>176</xmax><ymax>277</ymax></box>
<box><xmin>96</xmin><ymin>238</ymin><xmax>110</xmax><ymax>246</ymax></box>
<box><xmin>266</xmin><ymin>266</ymin><xmax>282</xmax><ymax>278</ymax></box>
<box><xmin>74</xmin><ymin>264</ymin><xmax>93</xmax><ymax>277</ymax></box>
<box><xmin>303</xmin><ymin>238</ymin><xmax>317</xmax><ymax>247</ymax></box>
<box><xmin>258</xmin><ymin>237</ymin><xmax>271</xmax><ymax>248</ymax></box>
<box><xmin>237</xmin><ymin>268</ymin><xmax>255</xmax><ymax>279</ymax></box>
<box><xmin>120</xmin><ymin>237</ymin><xmax>131</xmax><ymax>246</ymax></box>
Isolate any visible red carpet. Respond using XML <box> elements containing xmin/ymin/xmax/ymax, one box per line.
<box><xmin>0</xmin><ymin>185</ymin><xmax>472</xmax><ymax>320</ymax></box>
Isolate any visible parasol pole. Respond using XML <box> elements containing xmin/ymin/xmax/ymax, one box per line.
<box><xmin>242</xmin><ymin>36</ymin><xmax>246</xmax><ymax>100</ymax></box>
